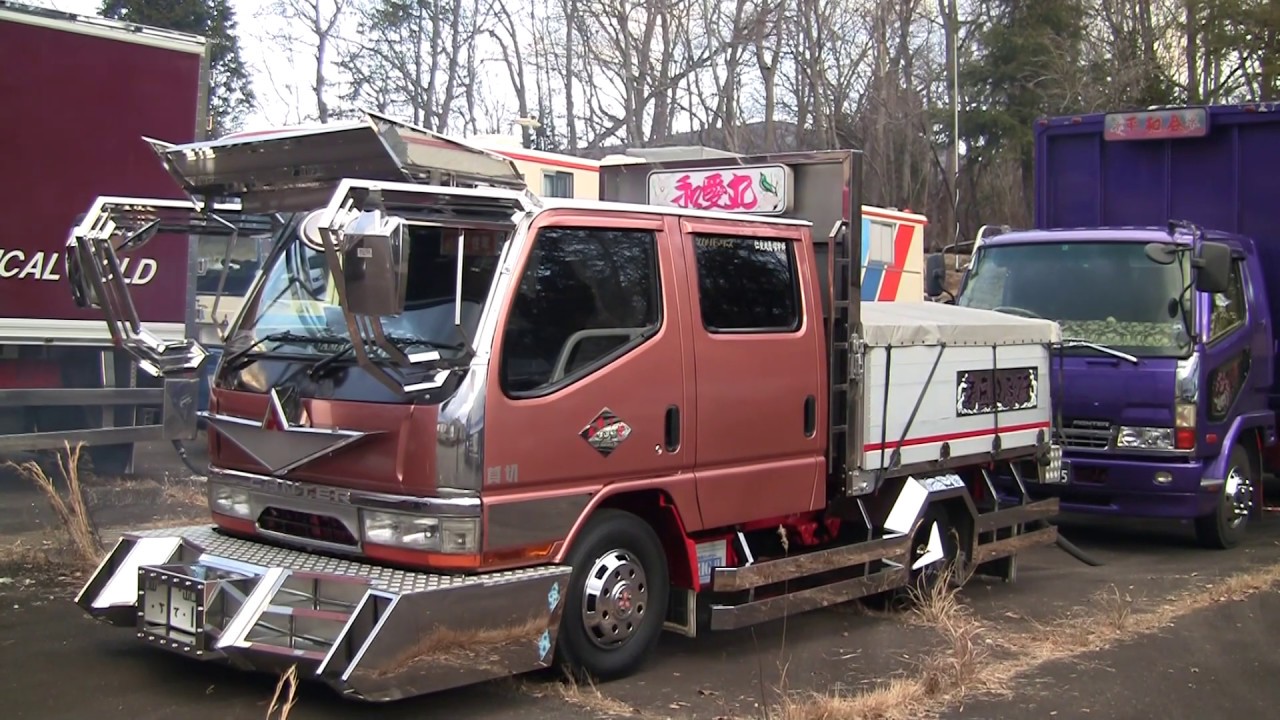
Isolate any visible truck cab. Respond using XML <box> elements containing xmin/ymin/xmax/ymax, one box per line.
<box><xmin>955</xmin><ymin>105</ymin><xmax>1280</xmax><ymax>548</ymax></box>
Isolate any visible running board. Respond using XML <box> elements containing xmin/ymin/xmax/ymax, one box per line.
<box><xmin>711</xmin><ymin>534</ymin><xmax>909</xmax><ymax>593</ymax></box>
<box><xmin>972</xmin><ymin>525</ymin><xmax>1058</xmax><ymax>566</ymax></box>
<box><xmin>708</xmin><ymin>567</ymin><xmax>908</xmax><ymax>631</ymax></box>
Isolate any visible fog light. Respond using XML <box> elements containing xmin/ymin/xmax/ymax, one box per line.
<box><xmin>1154</xmin><ymin>472</ymin><xmax>1173</xmax><ymax>486</ymax></box>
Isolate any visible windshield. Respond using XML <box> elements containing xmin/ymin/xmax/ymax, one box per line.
<box><xmin>957</xmin><ymin>240</ymin><xmax>1193</xmax><ymax>357</ymax></box>
<box><xmin>232</xmin><ymin>217</ymin><xmax>506</xmax><ymax>359</ymax></box>
<box><xmin>195</xmin><ymin>228</ymin><xmax>274</xmax><ymax>297</ymax></box>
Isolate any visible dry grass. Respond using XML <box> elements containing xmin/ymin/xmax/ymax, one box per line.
<box><xmin>519</xmin><ymin>669</ymin><xmax>640</xmax><ymax>717</ymax></box>
<box><xmin>80</xmin><ymin>475</ymin><xmax>207</xmax><ymax>512</ymax></box>
<box><xmin>769</xmin><ymin>562</ymin><xmax>990</xmax><ymax>720</ymax></box>
<box><xmin>2</xmin><ymin>442</ymin><xmax>102</xmax><ymax>573</ymax></box>
<box><xmin>265</xmin><ymin>664</ymin><xmax>300</xmax><ymax>720</ymax></box>
<box><xmin>770</xmin><ymin>560</ymin><xmax>1280</xmax><ymax>720</ymax></box>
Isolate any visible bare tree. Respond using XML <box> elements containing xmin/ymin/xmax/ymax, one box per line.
<box><xmin>263</xmin><ymin>0</ymin><xmax>351</xmax><ymax>123</ymax></box>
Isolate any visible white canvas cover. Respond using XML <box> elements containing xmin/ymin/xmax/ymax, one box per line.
<box><xmin>859</xmin><ymin>301</ymin><xmax>1061</xmax><ymax>348</ymax></box>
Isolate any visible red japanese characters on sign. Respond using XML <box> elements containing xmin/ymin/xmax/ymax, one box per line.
<box><xmin>1103</xmin><ymin>108</ymin><xmax>1209</xmax><ymax>141</ymax></box>
<box><xmin>672</xmin><ymin>172</ymin><xmax>759</xmax><ymax>211</ymax></box>
<box><xmin>646</xmin><ymin>164</ymin><xmax>793</xmax><ymax>214</ymax></box>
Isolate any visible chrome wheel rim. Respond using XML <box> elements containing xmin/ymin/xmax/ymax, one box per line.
<box><xmin>581</xmin><ymin>548</ymin><xmax>648</xmax><ymax>649</ymax></box>
<box><xmin>1225</xmin><ymin>465</ymin><xmax>1253</xmax><ymax>529</ymax></box>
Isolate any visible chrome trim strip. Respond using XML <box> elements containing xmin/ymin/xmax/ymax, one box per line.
<box><xmin>208</xmin><ymin>466</ymin><xmax>482</xmax><ymax>515</ymax></box>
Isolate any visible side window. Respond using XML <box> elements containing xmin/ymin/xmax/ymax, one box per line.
<box><xmin>542</xmin><ymin>171</ymin><xmax>574</xmax><ymax>198</ymax></box>
<box><xmin>1209</xmin><ymin>260</ymin><xmax>1247</xmax><ymax>341</ymax></box>
<box><xmin>866</xmin><ymin>220</ymin><xmax>895</xmax><ymax>265</ymax></box>
<box><xmin>693</xmin><ymin>235</ymin><xmax>800</xmax><ymax>333</ymax></box>
<box><xmin>500</xmin><ymin>227</ymin><xmax>661</xmax><ymax>395</ymax></box>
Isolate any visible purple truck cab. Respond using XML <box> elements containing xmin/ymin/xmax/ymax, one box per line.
<box><xmin>953</xmin><ymin>105</ymin><xmax>1280</xmax><ymax>548</ymax></box>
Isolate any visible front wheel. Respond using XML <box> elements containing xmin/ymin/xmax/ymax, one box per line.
<box><xmin>555</xmin><ymin>508</ymin><xmax>669</xmax><ymax>682</ymax></box>
<box><xmin>1195</xmin><ymin>443</ymin><xmax>1255</xmax><ymax>550</ymax></box>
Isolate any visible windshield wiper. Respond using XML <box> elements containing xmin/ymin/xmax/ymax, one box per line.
<box><xmin>308</xmin><ymin>335</ymin><xmax>466</xmax><ymax>379</ymax></box>
<box><xmin>1060</xmin><ymin>337</ymin><xmax>1139</xmax><ymax>364</ymax></box>
<box><xmin>221</xmin><ymin>330</ymin><xmax>341</xmax><ymax>370</ymax></box>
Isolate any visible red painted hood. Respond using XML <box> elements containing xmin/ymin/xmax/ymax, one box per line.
<box><xmin>209</xmin><ymin>389</ymin><xmax>439</xmax><ymax>495</ymax></box>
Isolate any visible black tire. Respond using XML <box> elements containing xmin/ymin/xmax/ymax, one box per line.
<box><xmin>555</xmin><ymin>508</ymin><xmax>669</xmax><ymax>682</ymax></box>
<box><xmin>86</xmin><ymin>443</ymin><xmax>135</xmax><ymax>477</ymax></box>
<box><xmin>1195</xmin><ymin>443</ymin><xmax>1255</xmax><ymax>550</ymax></box>
<box><xmin>873</xmin><ymin>504</ymin><xmax>965</xmax><ymax>612</ymax></box>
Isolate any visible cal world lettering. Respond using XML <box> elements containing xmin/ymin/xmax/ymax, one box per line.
<box><xmin>955</xmin><ymin>367</ymin><xmax>1039</xmax><ymax>416</ymax></box>
<box><xmin>0</xmin><ymin>249</ymin><xmax>158</xmax><ymax>285</ymax></box>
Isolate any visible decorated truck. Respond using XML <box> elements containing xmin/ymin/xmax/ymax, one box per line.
<box><xmin>955</xmin><ymin>104</ymin><xmax>1278</xmax><ymax>549</ymax></box>
<box><xmin>0</xmin><ymin>0</ymin><xmax>225</xmax><ymax>473</ymax></box>
<box><xmin>69</xmin><ymin>114</ymin><xmax>1062</xmax><ymax>701</ymax></box>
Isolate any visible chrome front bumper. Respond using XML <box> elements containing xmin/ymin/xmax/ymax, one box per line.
<box><xmin>74</xmin><ymin>525</ymin><xmax>571</xmax><ymax>702</ymax></box>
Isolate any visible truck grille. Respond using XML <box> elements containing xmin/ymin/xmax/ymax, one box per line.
<box><xmin>258</xmin><ymin>507</ymin><xmax>359</xmax><ymax>547</ymax></box>
<box><xmin>1056</xmin><ymin>419</ymin><xmax>1113</xmax><ymax>450</ymax></box>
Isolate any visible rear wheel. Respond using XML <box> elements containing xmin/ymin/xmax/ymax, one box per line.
<box><xmin>1195</xmin><ymin>443</ymin><xmax>1254</xmax><ymax>550</ymax></box>
<box><xmin>907</xmin><ymin>504</ymin><xmax>965</xmax><ymax>597</ymax></box>
<box><xmin>873</xmin><ymin>504</ymin><xmax>964</xmax><ymax>611</ymax></box>
<box><xmin>555</xmin><ymin>509</ymin><xmax>669</xmax><ymax>682</ymax></box>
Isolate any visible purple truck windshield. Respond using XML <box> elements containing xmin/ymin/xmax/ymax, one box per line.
<box><xmin>957</xmin><ymin>240</ymin><xmax>1193</xmax><ymax>357</ymax></box>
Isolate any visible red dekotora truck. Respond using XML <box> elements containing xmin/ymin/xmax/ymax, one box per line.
<box><xmin>0</xmin><ymin>1</ymin><xmax>215</xmax><ymax>474</ymax></box>
<box><xmin>65</xmin><ymin>115</ymin><xmax>1072</xmax><ymax>701</ymax></box>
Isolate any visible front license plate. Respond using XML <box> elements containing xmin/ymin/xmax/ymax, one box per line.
<box><xmin>1056</xmin><ymin>459</ymin><xmax>1072</xmax><ymax>485</ymax></box>
<box><xmin>168</xmin><ymin>586</ymin><xmax>199</xmax><ymax>634</ymax></box>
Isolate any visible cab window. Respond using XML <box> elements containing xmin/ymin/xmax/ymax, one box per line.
<box><xmin>692</xmin><ymin>235</ymin><xmax>800</xmax><ymax>333</ymax></box>
<box><xmin>1208</xmin><ymin>260</ymin><xmax>1247</xmax><ymax>341</ymax></box>
<box><xmin>500</xmin><ymin>227</ymin><xmax>661</xmax><ymax>396</ymax></box>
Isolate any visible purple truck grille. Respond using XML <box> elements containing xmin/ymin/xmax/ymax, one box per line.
<box><xmin>257</xmin><ymin>507</ymin><xmax>359</xmax><ymax>547</ymax></box>
<box><xmin>1056</xmin><ymin>419</ymin><xmax>1112</xmax><ymax>450</ymax></box>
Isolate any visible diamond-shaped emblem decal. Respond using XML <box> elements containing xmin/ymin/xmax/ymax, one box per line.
<box><xmin>580</xmin><ymin>408</ymin><xmax>632</xmax><ymax>457</ymax></box>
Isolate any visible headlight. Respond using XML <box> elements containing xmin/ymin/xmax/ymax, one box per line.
<box><xmin>360</xmin><ymin>510</ymin><xmax>479</xmax><ymax>553</ymax></box>
<box><xmin>209</xmin><ymin>483</ymin><xmax>251</xmax><ymax>519</ymax></box>
<box><xmin>1115</xmin><ymin>426</ymin><xmax>1174</xmax><ymax>450</ymax></box>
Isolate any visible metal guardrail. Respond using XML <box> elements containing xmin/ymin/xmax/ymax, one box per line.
<box><xmin>0</xmin><ymin>424</ymin><xmax>166</xmax><ymax>453</ymax></box>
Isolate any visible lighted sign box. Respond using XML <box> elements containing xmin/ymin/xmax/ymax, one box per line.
<box><xmin>1103</xmin><ymin>108</ymin><xmax>1209</xmax><ymax>141</ymax></box>
<box><xmin>646</xmin><ymin>164</ymin><xmax>795</xmax><ymax>215</ymax></box>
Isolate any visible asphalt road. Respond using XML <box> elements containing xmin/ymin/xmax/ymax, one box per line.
<box><xmin>3</xmin><ymin>443</ymin><xmax>1280</xmax><ymax>719</ymax></box>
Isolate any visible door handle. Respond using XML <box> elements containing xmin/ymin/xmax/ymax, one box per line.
<box><xmin>664</xmin><ymin>405</ymin><xmax>681</xmax><ymax>453</ymax></box>
<box><xmin>803</xmin><ymin>395</ymin><xmax>816</xmax><ymax>437</ymax></box>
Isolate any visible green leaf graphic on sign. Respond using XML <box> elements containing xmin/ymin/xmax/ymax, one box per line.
<box><xmin>759</xmin><ymin>172</ymin><xmax>777</xmax><ymax>195</ymax></box>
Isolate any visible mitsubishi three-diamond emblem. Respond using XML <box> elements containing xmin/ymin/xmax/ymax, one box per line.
<box><xmin>580</xmin><ymin>408</ymin><xmax>632</xmax><ymax>457</ymax></box>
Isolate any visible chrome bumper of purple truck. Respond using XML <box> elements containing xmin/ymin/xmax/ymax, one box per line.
<box><xmin>74</xmin><ymin>525</ymin><xmax>571</xmax><ymax>702</ymax></box>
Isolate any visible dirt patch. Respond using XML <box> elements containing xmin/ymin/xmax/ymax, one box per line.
<box><xmin>764</xmin><ymin>559</ymin><xmax>1280</xmax><ymax>720</ymax></box>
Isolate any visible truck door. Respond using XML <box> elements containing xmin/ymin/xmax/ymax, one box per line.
<box><xmin>483</xmin><ymin>210</ymin><xmax>697</xmax><ymax>542</ymax></box>
<box><xmin>678</xmin><ymin>219</ymin><xmax>826</xmax><ymax>529</ymax></box>
<box><xmin>1203</xmin><ymin>257</ymin><xmax>1263</xmax><ymax>446</ymax></box>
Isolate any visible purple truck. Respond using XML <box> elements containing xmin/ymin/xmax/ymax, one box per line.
<box><xmin>949</xmin><ymin>104</ymin><xmax>1280</xmax><ymax>549</ymax></box>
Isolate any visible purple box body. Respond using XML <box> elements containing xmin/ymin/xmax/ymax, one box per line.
<box><xmin>964</xmin><ymin>105</ymin><xmax>1280</xmax><ymax>521</ymax></box>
